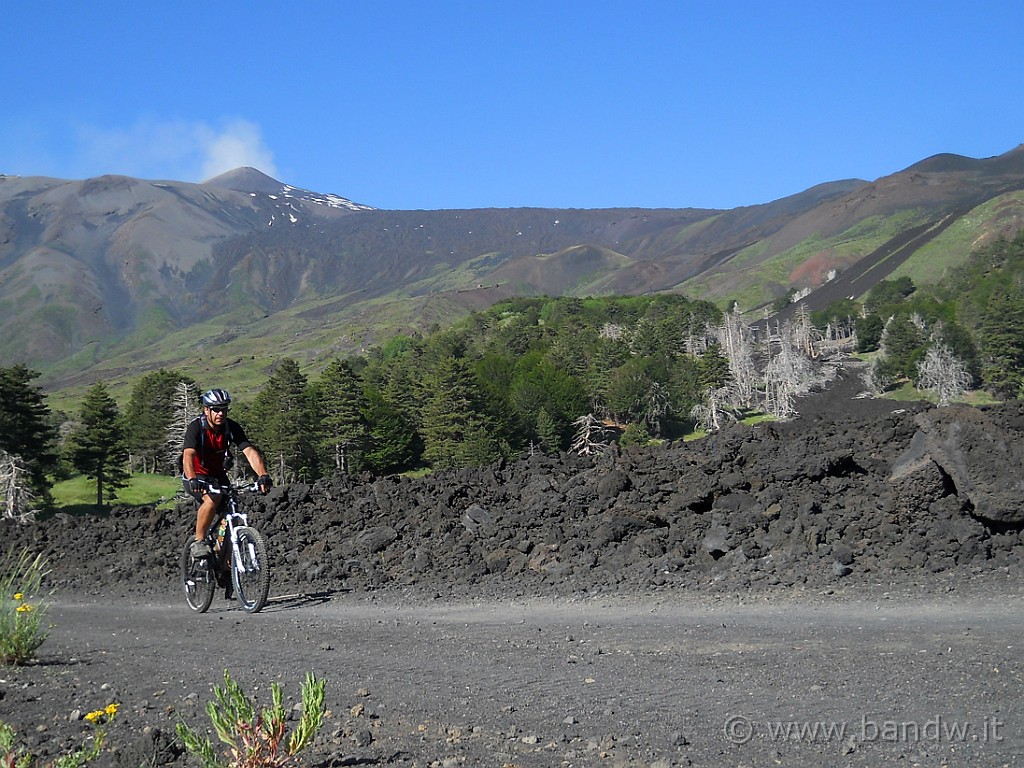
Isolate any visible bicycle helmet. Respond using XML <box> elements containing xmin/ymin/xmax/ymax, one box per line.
<box><xmin>200</xmin><ymin>388</ymin><xmax>232</xmax><ymax>408</ymax></box>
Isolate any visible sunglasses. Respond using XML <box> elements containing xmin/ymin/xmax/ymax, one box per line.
<box><xmin>207</xmin><ymin>406</ymin><xmax>229</xmax><ymax>413</ymax></box>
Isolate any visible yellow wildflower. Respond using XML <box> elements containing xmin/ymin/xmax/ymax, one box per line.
<box><xmin>16</xmin><ymin>603</ymin><xmax>33</xmax><ymax>613</ymax></box>
<box><xmin>13</xmin><ymin>593</ymin><xmax>23</xmax><ymax>600</ymax></box>
<box><xmin>83</xmin><ymin>704</ymin><xmax>117</xmax><ymax>725</ymax></box>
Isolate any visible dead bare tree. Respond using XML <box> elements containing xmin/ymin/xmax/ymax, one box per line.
<box><xmin>643</xmin><ymin>381</ymin><xmax>670</xmax><ymax>437</ymax></box>
<box><xmin>790</xmin><ymin>304</ymin><xmax>820</xmax><ymax>358</ymax></box>
<box><xmin>713</xmin><ymin>306</ymin><xmax>758</xmax><ymax>409</ymax></box>
<box><xmin>683</xmin><ymin>328</ymin><xmax>709</xmax><ymax>356</ymax></box>
<box><xmin>570</xmin><ymin>414</ymin><xmax>610</xmax><ymax>455</ymax></box>
<box><xmin>0</xmin><ymin>449</ymin><xmax>35</xmax><ymax>521</ymax></box>
<box><xmin>760</xmin><ymin>313</ymin><xmax>835</xmax><ymax>418</ymax></box>
<box><xmin>862</xmin><ymin>357</ymin><xmax>893</xmax><ymax>395</ymax></box>
<box><xmin>762</xmin><ymin>347</ymin><xmax>798</xmax><ymax>419</ymax></box>
<box><xmin>761</xmin><ymin>321</ymin><xmax>811</xmax><ymax>418</ymax></box>
<box><xmin>818</xmin><ymin>320</ymin><xmax>858</xmax><ymax>357</ymax></box>
<box><xmin>917</xmin><ymin>343</ymin><xmax>972</xmax><ymax>405</ymax></box>
<box><xmin>599</xmin><ymin>322</ymin><xmax>627</xmax><ymax>341</ymax></box>
<box><xmin>165</xmin><ymin>380</ymin><xmax>199</xmax><ymax>475</ymax></box>
<box><xmin>690</xmin><ymin>386</ymin><xmax>735</xmax><ymax>433</ymax></box>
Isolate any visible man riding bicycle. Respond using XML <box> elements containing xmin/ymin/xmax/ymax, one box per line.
<box><xmin>182</xmin><ymin>389</ymin><xmax>272</xmax><ymax>559</ymax></box>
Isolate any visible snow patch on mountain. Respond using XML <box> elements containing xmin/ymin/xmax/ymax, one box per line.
<box><xmin>209</xmin><ymin>166</ymin><xmax>375</xmax><ymax>213</ymax></box>
<box><xmin>280</xmin><ymin>184</ymin><xmax>374</xmax><ymax>212</ymax></box>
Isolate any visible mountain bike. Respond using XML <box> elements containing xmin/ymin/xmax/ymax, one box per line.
<box><xmin>180</xmin><ymin>480</ymin><xmax>271</xmax><ymax>613</ymax></box>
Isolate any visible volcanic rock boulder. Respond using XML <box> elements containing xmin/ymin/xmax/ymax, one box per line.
<box><xmin>890</xmin><ymin>404</ymin><xmax>1024</xmax><ymax>525</ymax></box>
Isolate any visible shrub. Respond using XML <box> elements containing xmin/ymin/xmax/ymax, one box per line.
<box><xmin>177</xmin><ymin>670</ymin><xmax>326</xmax><ymax>768</ymax></box>
<box><xmin>0</xmin><ymin>548</ymin><xmax>50</xmax><ymax>665</ymax></box>
<box><xmin>0</xmin><ymin>703</ymin><xmax>117</xmax><ymax>768</ymax></box>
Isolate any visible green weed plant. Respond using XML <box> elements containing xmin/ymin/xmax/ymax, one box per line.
<box><xmin>0</xmin><ymin>704</ymin><xmax>117</xmax><ymax>768</ymax></box>
<box><xmin>177</xmin><ymin>670</ymin><xmax>326</xmax><ymax>768</ymax></box>
<box><xmin>0</xmin><ymin>548</ymin><xmax>50</xmax><ymax>665</ymax></box>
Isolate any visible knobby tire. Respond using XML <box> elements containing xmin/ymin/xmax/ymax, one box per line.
<box><xmin>231</xmin><ymin>526</ymin><xmax>270</xmax><ymax>613</ymax></box>
<box><xmin>180</xmin><ymin>538</ymin><xmax>215</xmax><ymax>613</ymax></box>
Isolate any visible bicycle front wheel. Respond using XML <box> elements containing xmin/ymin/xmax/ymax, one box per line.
<box><xmin>180</xmin><ymin>538</ymin><xmax>215</xmax><ymax>613</ymax></box>
<box><xmin>231</xmin><ymin>526</ymin><xmax>270</xmax><ymax>613</ymax></box>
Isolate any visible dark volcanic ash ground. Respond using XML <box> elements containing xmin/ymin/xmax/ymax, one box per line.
<box><xmin>3</xmin><ymin>363</ymin><xmax>1024</xmax><ymax>768</ymax></box>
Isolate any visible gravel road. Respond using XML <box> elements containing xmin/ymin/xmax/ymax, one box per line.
<box><xmin>4</xmin><ymin>370</ymin><xmax>1024</xmax><ymax>767</ymax></box>
<box><xmin>4</xmin><ymin>585</ymin><xmax>1022</xmax><ymax>768</ymax></box>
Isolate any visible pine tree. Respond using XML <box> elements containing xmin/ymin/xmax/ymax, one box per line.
<box><xmin>311</xmin><ymin>359</ymin><xmax>369</xmax><ymax>474</ymax></box>
<box><xmin>361</xmin><ymin>387</ymin><xmax>421</xmax><ymax>473</ymax></box>
<box><xmin>535</xmin><ymin>407</ymin><xmax>562</xmax><ymax>454</ymax></box>
<box><xmin>879</xmin><ymin>314</ymin><xmax>926</xmax><ymax>380</ymax></box>
<box><xmin>248</xmin><ymin>360</ymin><xmax>316</xmax><ymax>482</ymax></box>
<box><xmin>65</xmin><ymin>383</ymin><xmax>130</xmax><ymax>506</ymax></box>
<box><xmin>586</xmin><ymin>335</ymin><xmax>632</xmax><ymax>415</ymax></box>
<box><xmin>619</xmin><ymin>420</ymin><xmax>651</xmax><ymax>447</ymax></box>
<box><xmin>643</xmin><ymin>380</ymin><xmax>670</xmax><ymax>436</ymax></box>
<box><xmin>855</xmin><ymin>315</ymin><xmax>885</xmax><ymax>353</ymax></box>
<box><xmin>976</xmin><ymin>284</ymin><xmax>1024</xmax><ymax>398</ymax></box>
<box><xmin>0</xmin><ymin>365</ymin><xmax>59</xmax><ymax>500</ymax></box>
<box><xmin>420</xmin><ymin>356</ymin><xmax>500</xmax><ymax>469</ymax></box>
<box><xmin>697</xmin><ymin>345</ymin><xmax>731</xmax><ymax>389</ymax></box>
<box><xmin>508</xmin><ymin>356</ymin><xmax>586</xmax><ymax>447</ymax></box>
<box><xmin>604</xmin><ymin>357</ymin><xmax>653</xmax><ymax>426</ymax></box>
<box><xmin>665</xmin><ymin>355</ymin><xmax>703</xmax><ymax>421</ymax></box>
<box><xmin>125</xmin><ymin>369</ymin><xmax>195</xmax><ymax>474</ymax></box>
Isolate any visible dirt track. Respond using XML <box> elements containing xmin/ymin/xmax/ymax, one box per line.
<box><xmin>4</xmin><ymin>368</ymin><xmax>1024</xmax><ymax>766</ymax></box>
<box><xmin>4</xmin><ymin>586</ymin><xmax>1023</xmax><ymax>768</ymax></box>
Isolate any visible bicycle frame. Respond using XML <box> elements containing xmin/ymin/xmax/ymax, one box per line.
<box><xmin>205</xmin><ymin>481</ymin><xmax>258</xmax><ymax>561</ymax></box>
<box><xmin>182</xmin><ymin>479</ymin><xmax>270</xmax><ymax>613</ymax></box>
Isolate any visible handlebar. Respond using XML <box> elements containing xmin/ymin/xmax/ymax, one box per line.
<box><xmin>197</xmin><ymin>479</ymin><xmax>263</xmax><ymax>495</ymax></box>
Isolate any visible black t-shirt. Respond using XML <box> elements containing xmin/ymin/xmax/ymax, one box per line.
<box><xmin>181</xmin><ymin>416</ymin><xmax>252</xmax><ymax>478</ymax></box>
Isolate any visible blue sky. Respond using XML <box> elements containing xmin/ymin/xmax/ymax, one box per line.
<box><xmin>4</xmin><ymin>1</ymin><xmax>1023</xmax><ymax>211</ymax></box>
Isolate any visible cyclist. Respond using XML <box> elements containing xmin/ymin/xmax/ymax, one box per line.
<box><xmin>181</xmin><ymin>389</ymin><xmax>272</xmax><ymax>559</ymax></box>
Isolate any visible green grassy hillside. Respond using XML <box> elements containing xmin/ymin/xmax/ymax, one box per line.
<box><xmin>888</xmin><ymin>190</ymin><xmax>1024</xmax><ymax>286</ymax></box>
<box><xmin>50</xmin><ymin>473</ymin><xmax>181</xmax><ymax>514</ymax></box>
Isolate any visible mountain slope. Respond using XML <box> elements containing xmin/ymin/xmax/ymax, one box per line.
<box><xmin>0</xmin><ymin>169</ymin><xmax>369</xmax><ymax>365</ymax></box>
<box><xmin>683</xmin><ymin>144</ymin><xmax>1024</xmax><ymax>311</ymax></box>
<box><xmin>2</xmin><ymin>145</ymin><xmax>1024</xmax><ymax>398</ymax></box>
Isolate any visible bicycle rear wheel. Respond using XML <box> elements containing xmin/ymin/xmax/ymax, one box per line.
<box><xmin>180</xmin><ymin>538</ymin><xmax>216</xmax><ymax>613</ymax></box>
<box><xmin>231</xmin><ymin>526</ymin><xmax>270</xmax><ymax>613</ymax></box>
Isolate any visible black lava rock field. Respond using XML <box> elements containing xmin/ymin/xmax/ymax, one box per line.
<box><xmin>6</xmin><ymin>366</ymin><xmax>1024</xmax><ymax>602</ymax></box>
